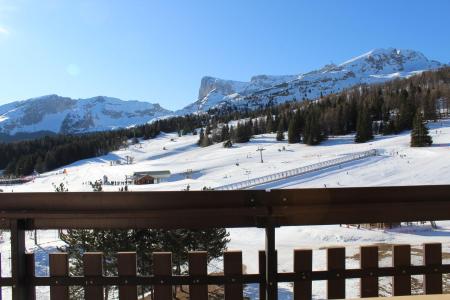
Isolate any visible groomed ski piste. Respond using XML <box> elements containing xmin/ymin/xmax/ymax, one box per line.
<box><xmin>1</xmin><ymin>119</ymin><xmax>450</xmax><ymax>299</ymax></box>
<box><xmin>215</xmin><ymin>149</ymin><xmax>377</xmax><ymax>190</ymax></box>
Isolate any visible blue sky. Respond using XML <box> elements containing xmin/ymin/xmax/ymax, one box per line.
<box><xmin>0</xmin><ymin>0</ymin><xmax>449</xmax><ymax>110</ymax></box>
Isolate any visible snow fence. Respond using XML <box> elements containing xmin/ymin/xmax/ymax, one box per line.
<box><xmin>215</xmin><ymin>149</ymin><xmax>377</xmax><ymax>190</ymax></box>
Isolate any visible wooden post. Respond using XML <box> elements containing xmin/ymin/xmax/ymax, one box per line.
<box><xmin>424</xmin><ymin>243</ymin><xmax>442</xmax><ymax>294</ymax></box>
<box><xmin>25</xmin><ymin>253</ymin><xmax>35</xmax><ymax>300</ymax></box>
<box><xmin>10</xmin><ymin>219</ymin><xmax>28</xmax><ymax>300</ymax></box>
<box><xmin>259</xmin><ymin>251</ymin><xmax>266</xmax><ymax>300</ymax></box>
<box><xmin>327</xmin><ymin>247</ymin><xmax>345</xmax><ymax>299</ymax></box>
<box><xmin>360</xmin><ymin>246</ymin><xmax>378</xmax><ymax>297</ymax></box>
<box><xmin>153</xmin><ymin>252</ymin><xmax>172</xmax><ymax>300</ymax></box>
<box><xmin>49</xmin><ymin>253</ymin><xmax>69</xmax><ymax>300</ymax></box>
<box><xmin>118</xmin><ymin>252</ymin><xmax>138</xmax><ymax>300</ymax></box>
<box><xmin>224</xmin><ymin>251</ymin><xmax>243</xmax><ymax>300</ymax></box>
<box><xmin>0</xmin><ymin>253</ymin><xmax>2</xmax><ymax>300</ymax></box>
<box><xmin>293</xmin><ymin>249</ymin><xmax>312</xmax><ymax>300</ymax></box>
<box><xmin>259</xmin><ymin>250</ymin><xmax>278</xmax><ymax>300</ymax></box>
<box><xmin>392</xmin><ymin>245</ymin><xmax>411</xmax><ymax>296</ymax></box>
<box><xmin>83</xmin><ymin>252</ymin><xmax>104</xmax><ymax>300</ymax></box>
<box><xmin>188</xmin><ymin>252</ymin><xmax>208</xmax><ymax>300</ymax></box>
<box><xmin>265</xmin><ymin>223</ymin><xmax>277</xmax><ymax>300</ymax></box>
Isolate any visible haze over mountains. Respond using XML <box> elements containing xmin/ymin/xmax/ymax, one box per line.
<box><xmin>0</xmin><ymin>48</ymin><xmax>445</xmax><ymax>139</ymax></box>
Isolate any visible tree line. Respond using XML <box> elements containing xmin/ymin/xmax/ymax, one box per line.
<box><xmin>0</xmin><ymin>114</ymin><xmax>207</xmax><ymax>176</ymax></box>
<box><xmin>197</xmin><ymin>67</ymin><xmax>449</xmax><ymax>147</ymax></box>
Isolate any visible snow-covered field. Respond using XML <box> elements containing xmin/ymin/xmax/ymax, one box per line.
<box><xmin>4</xmin><ymin>120</ymin><xmax>450</xmax><ymax>193</ymax></box>
<box><xmin>1</xmin><ymin>119</ymin><xmax>450</xmax><ymax>299</ymax></box>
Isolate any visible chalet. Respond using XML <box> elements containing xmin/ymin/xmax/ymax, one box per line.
<box><xmin>132</xmin><ymin>171</ymin><xmax>171</xmax><ymax>185</ymax></box>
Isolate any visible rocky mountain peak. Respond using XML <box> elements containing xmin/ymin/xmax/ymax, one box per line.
<box><xmin>181</xmin><ymin>48</ymin><xmax>445</xmax><ymax>115</ymax></box>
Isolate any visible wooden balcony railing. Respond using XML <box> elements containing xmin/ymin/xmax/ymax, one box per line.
<box><xmin>0</xmin><ymin>185</ymin><xmax>449</xmax><ymax>300</ymax></box>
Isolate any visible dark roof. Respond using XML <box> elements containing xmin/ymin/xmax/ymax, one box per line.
<box><xmin>133</xmin><ymin>171</ymin><xmax>171</xmax><ymax>178</ymax></box>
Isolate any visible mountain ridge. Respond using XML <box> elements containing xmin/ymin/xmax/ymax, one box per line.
<box><xmin>0</xmin><ymin>95</ymin><xmax>173</xmax><ymax>137</ymax></box>
<box><xmin>177</xmin><ymin>48</ymin><xmax>443</xmax><ymax>114</ymax></box>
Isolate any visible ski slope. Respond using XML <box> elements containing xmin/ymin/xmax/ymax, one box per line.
<box><xmin>1</xmin><ymin>120</ymin><xmax>450</xmax><ymax>299</ymax></box>
<box><xmin>217</xmin><ymin>149</ymin><xmax>377</xmax><ymax>190</ymax></box>
<box><xmin>3</xmin><ymin>119</ymin><xmax>450</xmax><ymax>193</ymax></box>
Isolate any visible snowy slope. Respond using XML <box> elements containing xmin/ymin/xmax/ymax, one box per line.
<box><xmin>0</xmin><ymin>95</ymin><xmax>173</xmax><ymax>135</ymax></box>
<box><xmin>179</xmin><ymin>48</ymin><xmax>444</xmax><ymax>114</ymax></box>
<box><xmin>2</xmin><ymin>121</ymin><xmax>450</xmax><ymax>299</ymax></box>
<box><xmin>4</xmin><ymin>119</ymin><xmax>450</xmax><ymax>193</ymax></box>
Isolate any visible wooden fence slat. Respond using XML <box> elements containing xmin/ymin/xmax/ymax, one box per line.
<box><xmin>294</xmin><ymin>249</ymin><xmax>312</xmax><ymax>300</ymax></box>
<box><xmin>327</xmin><ymin>247</ymin><xmax>345</xmax><ymax>299</ymax></box>
<box><xmin>153</xmin><ymin>252</ymin><xmax>172</xmax><ymax>300</ymax></box>
<box><xmin>50</xmin><ymin>253</ymin><xmax>69</xmax><ymax>300</ymax></box>
<box><xmin>424</xmin><ymin>243</ymin><xmax>442</xmax><ymax>294</ymax></box>
<box><xmin>26</xmin><ymin>253</ymin><xmax>36</xmax><ymax>300</ymax></box>
<box><xmin>259</xmin><ymin>250</ymin><xmax>278</xmax><ymax>300</ymax></box>
<box><xmin>259</xmin><ymin>251</ymin><xmax>266</xmax><ymax>300</ymax></box>
<box><xmin>84</xmin><ymin>252</ymin><xmax>104</xmax><ymax>300</ymax></box>
<box><xmin>188</xmin><ymin>252</ymin><xmax>208</xmax><ymax>300</ymax></box>
<box><xmin>118</xmin><ymin>252</ymin><xmax>138</xmax><ymax>300</ymax></box>
<box><xmin>224</xmin><ymin>251</ymin><xmax>243</xmax><ymax>300</ymax></box>
<box><xmin>360</xmin><ymin>246</ymin><xmax>378</xmax><ymax>298</ymax></box>
<box><xmin>0</xmin><ymin>253</ymin><xmax>2</xmax><ymax>300</ymax></box>
<box><xmin>392</xmin><ymin>245</ymin><xmax>411</xmax><ymax>296</ymax></box>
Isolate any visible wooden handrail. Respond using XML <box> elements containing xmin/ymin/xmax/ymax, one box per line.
<box><xmin>0</xmin><ymin>185</ymin><xmax>449</xmax><ymax>229</ymax></box>
<box><xmin>0</xmin><ymin>186</ymin><xmax>449</xmax><ymax>299</ymax></box>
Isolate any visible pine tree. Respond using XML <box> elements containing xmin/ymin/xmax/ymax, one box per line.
<box><xmin>276</xmin><ymin>131</ymin><xmax>284</xmax><ymax>141</ymax></box>
<box><xmin>355</xmin><ymin>107</ymin><xmax>373</xmax><ymax>143</ymax></box>
<box><xmin>287</xmin><ymin>118</ymin><xmax>300</xmax><ymax>143</ymax></box>
<box><xmin>234</xmin><ymin>122</ymin><xmax>251</xmax><ymax>143</ymax></box>
<box><xmin>223</xmin><ymin>140</ymin><xmax>233</xmax><ymax>148</ymax></box>
<box><xmin>229</xmin><ymin>125</ymin><xmax>236</xmax><ymax>141</ymax></box>
<box><xmin>276</xmin><ymin>121</ymin><xmax>285</xmax><ymax>141</ymax></box>
<box><xmin>411</xmin><ymin>112</ymin><xmax>433</xmax><ymax>147</ymax></box>
<box><xmin>221</xmin><ymin>124</ymin><xmax>230</xmax><ymax>141</ymax></box>
<box><xmin>246</xmin><ymin>121</ymin><xmax>253</xmax><ymax>140</ymax></box>
<box><xmin>89</xmin><ymin>180</ymin><xmax>103</xmax><ymax>192</ymax></box>
<box><xmin>303</xmin><ymin>110</ymin><xmax>323</xmax><ymax>145</ymax></box>
<box><xmin>382</xmin><ymin>120</ymin><xmax>396</xmax><ymax>135</ymax></box>
<box><xmin>34</xmin><ymin>156</ymin><xmax>45</xmax><ymax>173</ymax></box>
<box><xmin>397</xmin><ymin>89</ymin><xmax>416</xmax><ymax>131</ymax></box>
<box><xmin>266</xmin><ymin>113</ymin><xmax>274</xmax><ymax>133</ymax></box>
<box><xmin>252</xmin><ymin>119</ymin><xmax>259</xmax><ymax>135</ymax></box>
<box><xmin>197</xmin><ymin>128</ymin><xmax>204</xmax><ymax>146</ymax></box>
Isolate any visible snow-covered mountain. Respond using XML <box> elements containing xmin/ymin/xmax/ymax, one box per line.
<box><xmin>0</xmin><ymin>48</ymin><xmax>445</xmax><ymax>139</ymax></box>
<box><xmin>178</xmin><ymin>48</ymin><xmax>444</xmax><ymax>114</ymax></box>
<box><xmin>0</xmin><ymin>95</ymin><xmax>172</xmax><ymax>136</ymax></box>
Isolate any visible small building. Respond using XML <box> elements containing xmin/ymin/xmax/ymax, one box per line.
<box><xmin>132</xmin><ymin>171</ymin><xmax>171</xmax><ymax>185</ymax></box>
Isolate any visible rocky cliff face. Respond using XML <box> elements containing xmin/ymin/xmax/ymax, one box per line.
<box><xmin>197</xmin><ymin>76</ymin><xmax>247</xmax><ymax>100</ymax></box>
<box><xmin>178</xmin><ymin>48</ymin><xmax>444</xmax><ymax>114</ymax></box>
